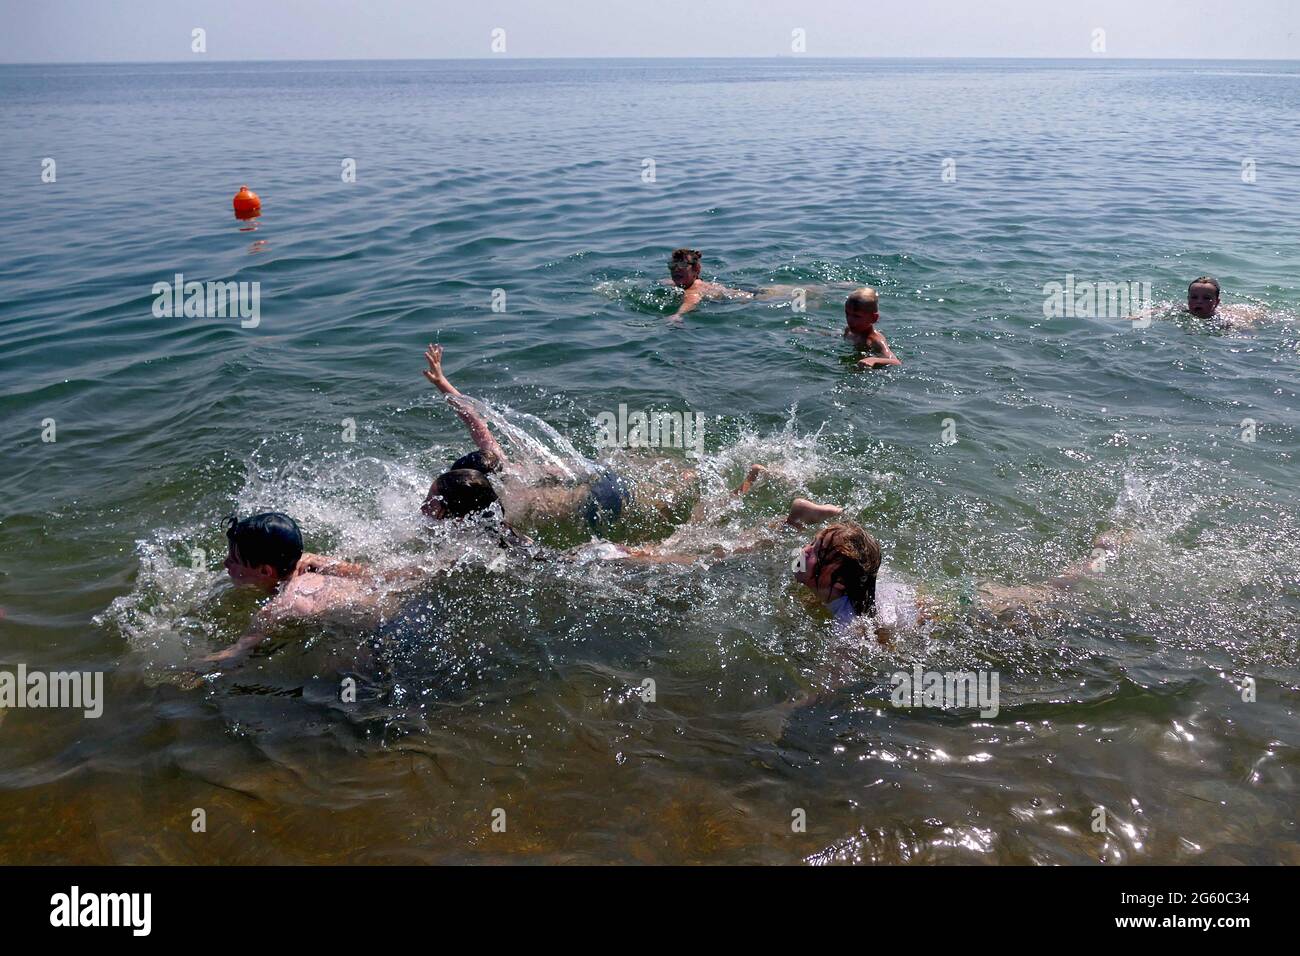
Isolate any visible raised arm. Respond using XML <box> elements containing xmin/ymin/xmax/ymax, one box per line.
<box><xmin>423</xmin><ymin>344</ymin><xmax>507</xmax><ymax>467</ymax></box>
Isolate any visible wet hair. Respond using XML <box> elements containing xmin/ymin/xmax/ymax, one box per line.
<box><xmin>846</xmin><ymin>287</ymin><xmax>879</xmax><ymax>312</ymax></box>
<box><xmin>1188</xmin><ymin>276</ymin><xmax>1221</xmax><ymax>298</ymax></box>
<box><xmin>449</xmin><ymin>450</ymin><xmax>499</xmax><ymax>474</ymax></box>
<box><xmin>433</xmin><ymin>468</ymin><xmax>499</xmax><ymax>517</ymax></box>
<box><xmin>815</xmin><ymin>522</ymin><xmax>882</xmax><ymax>616</ymax></box>
<box><xmin>670</xmin><ymin>248</ymin><xmax>702</xmax><ymax>269</ymax></box>
<box><xmin>223</xmin><ymin>512</ymin><xmax>303</xmax><ymax>578</ymax></box>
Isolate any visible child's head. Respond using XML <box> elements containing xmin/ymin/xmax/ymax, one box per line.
<box><xmin>792</xmin><ymin>522</ymin><xmax>881</xmax><ymax>615</ymax></box>
<box><xmin>423</xmin><ymin>468</ymin><xmax>499</xmax><ymax>519</ymax></box>
<box><xmin>845</xmin><ymin>287</ymin><xmax>880</xmax><ymax>333</ymax></box>
<box><xmin>669</xmin><ymin>248</ymin><xmax>702</xmax><ymax>289</ymax></box>
<box><xmin>223</xmin><ymin>512</ymin><xmax>303</xmax><ymax>589</ymax></box>
<box><xmin>1187</xmin><ymin>275</ymin><xmax>1221</xmax><ymax>318</ymax></box>
<box><xmin>448</xmin><ymin>449</ymin><xmax>500</xmax><ymax>474</ymax></box>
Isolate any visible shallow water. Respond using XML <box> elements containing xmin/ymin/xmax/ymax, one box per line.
<box><xmin>1</xmin><ymin>58</ymin><xmax>1298</xmax><ymax>864</ymax></box>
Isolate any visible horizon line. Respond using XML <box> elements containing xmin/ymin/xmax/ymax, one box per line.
<box><xmin>4</xmin><ymin>53</ymin><xmax>1299</xmax><ymax>67</ymax></box>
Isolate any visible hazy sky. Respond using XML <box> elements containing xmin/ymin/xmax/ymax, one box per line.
<box><xmin>3</xmin><ymin>0</ymin><xmax>1298</xmax><ymax>62</ymax></box>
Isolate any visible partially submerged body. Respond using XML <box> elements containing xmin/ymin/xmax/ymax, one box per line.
<box><xmin>1129</xmin><ymin>275</ymin><xmax>1270</xmax><ymax>332</ymax></box>
<box><xmin>202</xmin><ymin>516</ymin><xmax>422</xmax><ymax>667</ymax></box>
<box><xmin>666</xmin><ymin>247</ymin><xmax>759</xmax><ymax>320</ymax></box>
<box><xmin>841</xmin><ymin>287</ymin><xmax>901</xmax><ymax>368</ymax></box>
<box><xmin>421</xmin><ymin>342</ymin><xmax>695</xmax><ymax>534</ymax></box>
<box><xmin>669</xmin><ymin>277</ymin><xmax>755</xmax><ymax>313</ymax></box>
<box><xmin>588</xmin><ymin>463</ymin><xmax>1123</xmax><ymax>644</ymax></box>
<box><xmin>794</xmin><ymin>286</ymin><xmax>902</xmax><ymax>369</ymax></box>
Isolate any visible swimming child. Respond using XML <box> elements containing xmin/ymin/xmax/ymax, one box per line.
<box><xmin>1186</xmin><ymin>275</ymin><xmax>1221</xmax><ymax>320</ymax></box>
<box><xmin>843</xmin><ymin>287</ymin><xmax>902</xmax><ymax>369</ymax></box>
<box><xmin>201</xmin><ymin>512</ymin><xmax>419</xmax><ymax>666</ymax></box>
<box><xmin>593</xmin><ymin>468</ymin><xmax>891</xmax><ymax>629</ymax></box>
<box><xmin>421</xmin><ymin>343</ymin><xmax>693</xmax><ymax>532</ymax></box>
<box><xmin>1185</xmin><ymin>275</ymin><xmax>1270</xmax><ymax>328</ymax></box>
<box><xmin>1130</xmin><ymin>275</ymin><xmax>1267</xmax><ymax>330</ymax></box>
<box><xmin>666</xmin><ymin>248</ymin><xmax>757</xmax><ymax>320</ymax></box>
<box><xmin>605</xmin><ymin>464</ymin><xmax>1124</xmax><ymax>639</ymax></box>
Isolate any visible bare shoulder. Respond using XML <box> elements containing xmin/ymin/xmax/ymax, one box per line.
<box><xmin>1216</xmin><ymin>303</ymin><xmax>1269</xmax><ymax>329</ymax></box>
<box><xmin>275</xmin><ymin>571</ymin><xmax>368</xmax><ymax>619</ymax></box>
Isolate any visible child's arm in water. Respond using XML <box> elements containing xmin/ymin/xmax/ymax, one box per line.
<box><xmin>672</xmin><ymin>280</ymin><xmax>753</xmax><ymax>320</ymax></box>
<box><xmin>672</xmin><ymin>285</ymin><xmax>704</xmax><ymax>320</ymax></box>
<box><xmin>974</xmin><ymin>528</ymin><xmax>1133</xmax><ymax>618</ymax></box>
<box><xmin>609</xmin><ymin>470</ymin><xmax>840</xmax><ymax>565</ymax></box>
<box><xmin>201</xmin><ymin>621</ymin><xmax>272</xmax><ymax>666</ymax></box>
<box><xmin>299</xmin><ymin>552</ymin><xmax>429</xmax><ymax>585</ymax></box>
<box><xmin>198</xmin><ymin>562</ymin><xmax>424</xmax><ymax>668</ymax></box>
<box><xmin>1211</xmin><ymin>303</ymin><xmax>1269</xmax><ymax>330</ymax></box>
<box><xmin>423</xmin><ymin>343</ymin><xmax>507</xmax><ymax>467</ymax></box>
<box><xmin>199</xmin><ymin>603</ymin><xmax>280</xmax><ymax>666</ymax></box>
<box><xmin>857</xmin><ymin>330</ymin><xmax>902</xmax><ymax>369</ymax></box>
<box><xmin>297</xmin><ymin>552</ymin><xmax>368</xmax><ymax>578</ymax></box>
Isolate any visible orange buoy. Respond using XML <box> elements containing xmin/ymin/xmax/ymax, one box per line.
<box><xmin>233</xmin><ymin>184</ymin><xmax>261</xmax><ymax>220</ymax></box>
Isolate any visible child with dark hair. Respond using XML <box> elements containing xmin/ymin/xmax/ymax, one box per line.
<box><xmin>1129</xmin><ymin>274</ymin><xmax>1266</xmax><ymax>330</ymax></box>
<box><xmin>206</xmin><ymin>512</ymin><xmax>415</xmax><ymax>666</ymax></box>
<box><xmin>221</xmin><ymin>512</ymin><xmax>307</xmax><ymax>586</ymax></box>
<box><xmin>1183</xmin><ymin>274</ymin><xmax>1265</xmax><ymax>328</ymax></box>
<box><xmin>420</xmin><ymin>343</ymin><xmax>688</xmax><ymax>533</ymax></box>
<box><xmin>429</xmin><ymin>468</ymin><xmax>499</xmax><ymax>519</ymax></box>
<box><xmin>419</xmin><ymin>343</ymin><xmax>507</xmax><ymax>521</ymax></box>
<box><xmin>666</xmin><ymin>247</ymin><xmax>758</xmax><ymax>320</ymax></box>
<box><xmin>447</xmin><ymin>449</ymin><xmax>497</xmax><ymax>475</ymax></box>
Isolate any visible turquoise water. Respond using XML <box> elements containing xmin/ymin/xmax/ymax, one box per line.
<box><xmin>1</xmin><ymin>58</ymin><xmax>1298</xmax><ymax>863</ymax></box>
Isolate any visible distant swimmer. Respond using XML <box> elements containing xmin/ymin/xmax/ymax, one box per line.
<box><xmin>421</xmin><ymin>343</ymin><xmax>694</xmax><ymax>532</ymax></box>
<box><xmin>1186</xmin><ymin>275</ymin><xmax>1221</xmax><ymax>320</ymax></box>
<box><xmin>792</xmin><ymin>286</ymin><xmax>902</xmax><ymax>368</ymax></box>
<box><xmin>200</xmin><ymin>512</ymin><xmax>421</xmax><ymax>666</ymax></box>
<box><xmin>1186</xmin><ymin>275</ymin><xmax>1270</xmax><ymax>329</ymax></box>
<box><xmin>666</xmin><ymin>247</ymin><xmax>756</xmax><ymax>320</ymax></box>
<box><xmin>1130</xmin><ymin>275</ymin><xmax>1268</xmax><ymax>330</ymax></box>
<box><xmin>842</xmin><ymin>287</ymin><xmax>902</xmax><ymax>368</ymax></box>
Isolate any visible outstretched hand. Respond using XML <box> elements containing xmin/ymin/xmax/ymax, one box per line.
<box><xmin>424</xmin><ymin>342</ymin><xmax>467</xmax><ymax>399</ymax></box>
<box><xmin>423</xmin><ymin>343</ymin><xmax>446</xmax><ymax>387</ymax></box>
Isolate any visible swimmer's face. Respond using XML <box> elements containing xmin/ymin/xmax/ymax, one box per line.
<box><xmin>791</xmin><ymin>531</ymin><xmax>844</xmax><ymax>604</ymax></box>
<box><xmin>421</xmin><ymin>493</ymin><xmax>448</xmax><ymax>520</ymax></box>
<box><xmin>845</xmin><ymin>300</ymin><xmax>879</xmax><ymax>333</ymax></box>
<box><xmin>669</xmin><ymin>260</ymin><xmax>700</xmax><ymax>288</ymax></box>
<box><xmin>1187</xmin><ymin>282</ymin><xmax>1219</xmax><ymax>319</ymax></box>
<box><xmin>223</xmin><ymin>544</ymin><xmax>280</xmax><ymax>590</ymax></box>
